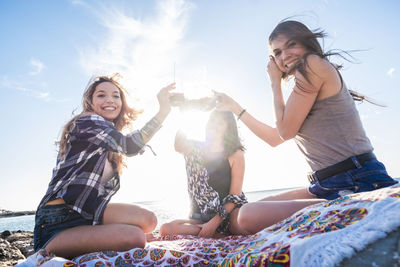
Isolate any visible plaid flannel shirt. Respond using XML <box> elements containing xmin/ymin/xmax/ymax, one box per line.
<box><xmin>38</xmin><ymin>114</ymin><xmax>146</xmax><ymax>225</ymax></box>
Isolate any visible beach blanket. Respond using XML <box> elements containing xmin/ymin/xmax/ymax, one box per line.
<box><xmin>17</xmin><ymin>184</ymin><xmax>400</xmax><ymax>267</ymax></box>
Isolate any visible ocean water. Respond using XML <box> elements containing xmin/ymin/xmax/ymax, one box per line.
<box><xmin>0</xmin><ymin>214</ymin><xmax>36</xmax><ymax>232</ymax></box>
<box><xmin>0</xmin><ymin>188</ymin><xmax>288</xmax><ymax>232</ymax></box>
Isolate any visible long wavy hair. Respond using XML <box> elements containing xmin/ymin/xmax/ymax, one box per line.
<box><xmin>269</xmin><ymin>20</ymin><xmax>371</xmax><ymax>103</ymax></box>
<box><xmin>58</xmin><ymin>74</ymin><xmax>142</xmax><ymax>174</ymax></box>
<box><xmin>206</xmin><ymin>110</ymin><xmax>245</xmax><ymax>157</ymax></box>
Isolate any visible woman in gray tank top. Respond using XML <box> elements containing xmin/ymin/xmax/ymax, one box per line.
<box><xmin>214</xmin><ymin>20</ymin><xmax>397</xmax><ymax>234</ymax></box>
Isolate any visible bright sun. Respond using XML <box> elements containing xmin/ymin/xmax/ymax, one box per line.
<box><xmin>172</xmin><ymin>109</ymin><xmax>211</xmax><ymax>141</ymax></box>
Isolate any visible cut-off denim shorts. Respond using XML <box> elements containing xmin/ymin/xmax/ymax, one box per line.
<box><xmin>33</xmin><ymin>204</ymin><xmax>92</xmax><ymax>252</ymax></box>
<box><xmin>189</xmin><ymin>211</ymin><xmax>216</xmax><ymax>223</ymax></box>
<box><xmin>308</xmin><ymin>158</ymin><xmax>398</xmax><ymax>200</ymax></box>
<box><xmin>189</xmin><ymin>209</ymin><xmax>233</xmax><ymax>235</ymax></box>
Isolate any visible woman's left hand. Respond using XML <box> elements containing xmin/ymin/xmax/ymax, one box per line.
<box><xmin>198</xmin><ymin>219</ymin><xmax>219</xmax><ymax>238</ymax></box>
<box><xmin>267</xmin><ymin>56</ymin><xmax>283</xmax><ymax>88</ymax></box>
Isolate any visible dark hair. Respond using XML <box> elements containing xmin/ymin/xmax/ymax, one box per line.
<box><xmin>269</xmin><ymin>20</ymin><xmax>370</xmax><ymax>104</ymax></box>
<box><xmin>206</xmin><ymin>110</ymin><xmax>245</xmax><ymax>157</ymax></box>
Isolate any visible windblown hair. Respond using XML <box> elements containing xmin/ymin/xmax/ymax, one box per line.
<box><xmin>269</xmin><ymin>20</ymin><xmax>369</xmax><ymax>103</ymax></box>
<box><xmin>57</xmin><ymin>74</ymin><xmax>142</xmax><ymax>174</ymax></box>
<box><xmin>206</xmin><ymin>110</ymin><xmax>245</xmax><ymax>157</ymax></box>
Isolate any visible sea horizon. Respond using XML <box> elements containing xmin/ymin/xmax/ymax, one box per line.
<box><xmin>1</xmin><ymin>186</ymin><xmax>299</xmax><ymax>213</ymax></box>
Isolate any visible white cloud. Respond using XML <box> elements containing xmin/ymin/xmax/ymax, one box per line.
<box><xmin>0</xmin><ymin>76</ymin><xmax>50</xmax><ymax>101</ymax></box>
<box><xmin>387</xmin><ymin>68</ymin><xmax>395</xmax><ymax>77</ymax></box>
<box><xmin>78</xmin><ymin>0</ymin><xmax>194</xmax><ymax>101</ymax></box>
<box><xmin>70</xmin><ymin>0</ymin><xmax>89</xmax><ymax>8</ymax></box>
<box><xmin>29</xmin><ymin>58</ymin><xmax>45</xmax><ymax>76</ymax></box>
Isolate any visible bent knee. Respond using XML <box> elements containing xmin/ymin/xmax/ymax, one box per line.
<box><xmin>159</xmin><ymin>223</ymin><xmax>172</xmax><ymax>236</ymax></box>
<box><xmin>142</xmin><ymin>211</ymin><xmax>157</xmax><ymax>233</ymax></box>
<box><xmin>120</xmin><ymin>226</ymin><xmax>146</xmax><ymax>249</ymax></box>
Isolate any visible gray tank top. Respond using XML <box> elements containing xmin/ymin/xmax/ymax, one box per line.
<box><xmin>294</xmin><ymin>78</ymin><xmax>373</xmax><ymax>171</ymax></box>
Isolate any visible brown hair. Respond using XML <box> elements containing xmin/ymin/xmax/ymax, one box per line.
<box><xmin>58</xmin><ymin>74</ymin><xmax>142</xmax><ymax>174</ymax></box>
<box><xmin>269</xmin><ymin>20</ymin><xmax>368</xmax><ymax>103</ymax></box>
<box><xmin>206</xmin><ymin>110</ymin><xmax>245</xmax><ymax>157</ymax></box>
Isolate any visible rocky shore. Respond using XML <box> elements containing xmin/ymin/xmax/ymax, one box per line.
<box><xmin>0</xmin><ymin>209</ymin><xmax>35</xmax><ymax>218</ymax></box>
<box><xmin>0</xmin><ymin>230</ymin><xmax>33</xmax><ymax>266</ymax></box>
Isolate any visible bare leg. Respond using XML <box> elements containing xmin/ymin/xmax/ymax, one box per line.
<box><xmin>45</xmin><ymin>224</ymin><xmax>145</xmax><ymax>259</ymax></box>
<box><xmin>102</xmin><ymin>203</ymin><xmax>157</xmax><ymax>233</ymax></box>
<box><xmin>228</xmin><ymin>208</ymin><xmax>251</xmax><ymax>235</ymax></box>
<box><xmin>159</xmin><ymin>219</ymin><xmax>202</xmax><ymax>236</ymax></box>
<box><xmin>238</xmin><ymin>199</ymin><xmax>324</xmax><ymax>234</ymax></box>
<box><xmin>259</xmin><ymin>187</ymin><xmax>317</xmax><ymax>201</ymax></box>
<box><xmin>45</xmin><ymin>202</ymin><xmax>156</xmax><ymax>258</ymax></box>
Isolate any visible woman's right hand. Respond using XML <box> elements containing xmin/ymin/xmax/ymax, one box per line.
<box><xmin>157</xmin><ymin>83</ymin><xmax>176</xmax><ymax>115</ymax></box>
<box><xmin>213</xmin><ymin>91</ymin><xmax>242</xmax><ymax>115</ymax></box>
<box><xmin>267</xmin><ymin>56</ymin><xmax>283</xmax><ymax>88</ymax></box>
<box><xmin>198</xmin><ymin>219</ymin><xmax>219</xmax><ymax>238</ymax></box>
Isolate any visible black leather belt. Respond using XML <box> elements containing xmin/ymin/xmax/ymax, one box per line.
<box><xmin>308</xmin><ymin>152</ymin><xmax>376</xmax><ymax>183</ymax></box>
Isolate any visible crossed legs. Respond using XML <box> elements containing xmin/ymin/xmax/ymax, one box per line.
<box><xmin>159</xmin><ymin>207</ymin><xmax>250</xmax><ymax>237</ymax></box>
<box><xmin>159</xmin><ymin>219</ymin><xmax>203</xmax><ymax>237</ymax></box>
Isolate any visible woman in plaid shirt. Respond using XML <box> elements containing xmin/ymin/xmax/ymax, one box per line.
<box><xmin>34</xmin><ymin>74</ymin><xmax>176</xmax><ymax>258</ymax></box>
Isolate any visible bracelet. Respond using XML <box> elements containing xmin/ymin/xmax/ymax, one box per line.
<box><xmin>216</xmin><ymin>206</ymin><xmax>229</xmax><ymax>221</ymax></box>
<box><xmin>140</xmin><ymin>117</ymin><xmax>162</xmax><ymax>139</ymax></box>
<box><xmin>237</xmin><ymin>109</ymin><xmax>246</xmax><ymax>121</ymax></box>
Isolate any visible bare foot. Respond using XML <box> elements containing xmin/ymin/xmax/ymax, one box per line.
<box><xmin>146</xmin><ymin>233</ymin><xmax>157</xmax><ymax>242</ymax></box>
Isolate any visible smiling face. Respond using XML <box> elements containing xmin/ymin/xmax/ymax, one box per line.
<box><xmin>270</xmin><ymin>34</ymin><xmax>308</xmax><ymax>74</ymax></box>
<box><xmin>91</xmin><ymin>82</ymin><xmax>122</xmax><ymax>121</ymax></box>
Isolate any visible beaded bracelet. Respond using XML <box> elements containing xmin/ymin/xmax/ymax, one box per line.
<box><xmin>237</xmin><ymin>109</ymin><xmax>246</xmax><ymax>121</ymax></box>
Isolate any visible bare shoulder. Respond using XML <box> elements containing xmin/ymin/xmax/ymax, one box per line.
<box><xmin>228</xmin><ymin>150</ymin><xmax>245</xmax><ymax>166</ymax></box>
<box><xmin>293</xmin><ymin>55</ymin><xmax>334</xmax><ymax>94</ymax></box>
<box><xmin>174</xmin><ymin>131</ymin><xmax>191</xmax><ymax>155</ymax></box>
<box><xmin>303</xmin><ymin>54</ymin><xmax>335</xmax><ymax>78</ymax></box>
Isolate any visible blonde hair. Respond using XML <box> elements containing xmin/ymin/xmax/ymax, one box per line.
<box><xmin>58</xmin><ymin>74</ymin><xmax>142</xmax><ymax>174</ymax></box>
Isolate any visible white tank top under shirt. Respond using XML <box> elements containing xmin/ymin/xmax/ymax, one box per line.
<box><xmin>294</xmin><ymin>77</ymin><xmax>373</xmax><ymax>172</ymax></box>
<box><xmin>98</xmin><ymin>158</ymin><xmax>115</xmax><ymax>195</ymax></box>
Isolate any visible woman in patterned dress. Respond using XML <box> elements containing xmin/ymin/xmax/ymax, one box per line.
<box><xmin>160</xmin><ymin>110</ymin><xmax>250</xmax><ymax>238</ymax></box>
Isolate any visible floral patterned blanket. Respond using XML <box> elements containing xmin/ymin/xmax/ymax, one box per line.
<box><xmin>17</xmin><ymin>184</ymin><xmax>400</xmax><ymax>267</ymax></box>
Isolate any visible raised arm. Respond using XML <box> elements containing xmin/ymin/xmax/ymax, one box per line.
<box><xmin>214</xmin><ymin>92</ymin><xmax>284</xmax><ymax>147</ymax></box>
<box><xmin>139</xmin><ymin>83</ymin><xmax>176</xmax><ymax>143</ymax></box>
<box><xmin>267</xmin><ymin>54</ymin><xmax>326</xmax><ymax>140</ymax></box>
<box><xmin>74</xmin><ymin>83</ymin><xmax>176</xmax><ymax>157</ymax></box>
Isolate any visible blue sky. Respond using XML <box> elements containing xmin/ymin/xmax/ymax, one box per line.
<box><xmin>1</xmin><ymin>0</ymin><xmax>399</xmax><ymax>211</ymax></box>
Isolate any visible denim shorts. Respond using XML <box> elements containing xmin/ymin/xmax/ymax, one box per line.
<box><xmin>33</xmin><ymin>204</ymin><xmax>92</xmax><ymax>252</ymax></box>
<box><xmin>308</xmin><ymin>158</ymin><xmax>398</xmax><ymax>200</ymax></box>
<box><xmin>189</xmin><ymin>211</ymin><xmax>216</xmax><ymax>222</ymax></box>
<box><xmin>189</xmin><ymin>210</ymin><xmax>232</xmax><ymax>234</ymax></box>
